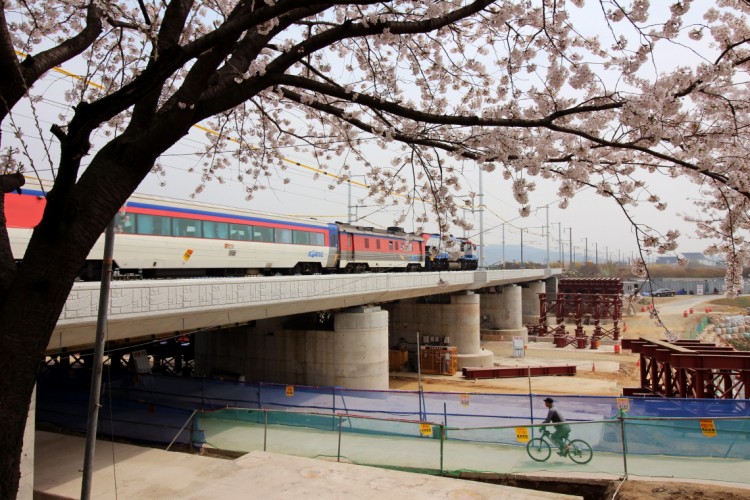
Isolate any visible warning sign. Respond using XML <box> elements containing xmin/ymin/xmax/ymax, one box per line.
<box><xmin>285</xmin><ymin>385</ymin><xmax>295</xmax><ymax>397</ymax></box>
<box><xmin>615</xmin><ymin>398</ymin><xmax>631</xmax><ymax>412</ymax></box>
<box><xmin>460</xmin><ymin>393</ymin><xmax>470</xmax><ymax>406</ymax></box>
<box><xmin>419</xmin><ymin>423</ymin><xmax>433</xmax><ymax>437</ymax></box>
<box><xmin>700</xmin><ymin>419</ymin><xmax>717</xmax><ymax>438</ymax></box>
<box><xmin>515</xmin><ymin>427</ymin><xmax>530</xmax><ymax>443</ymax></box>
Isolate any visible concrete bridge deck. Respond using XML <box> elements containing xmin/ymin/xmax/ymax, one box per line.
<box><xmin>50</xmin><ymin>269</ymin><xmax>558</xmax><ymax>353</ymax></box>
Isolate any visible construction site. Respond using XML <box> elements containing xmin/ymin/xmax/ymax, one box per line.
<box><xmin>33</xmin><ymin>284</ymin><xmax>750</xmax><ymax>500</ymax></box>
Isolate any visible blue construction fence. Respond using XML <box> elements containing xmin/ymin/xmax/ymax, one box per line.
<box><xmin>36</xmin><ymin>371</ymin><xmax>750</xmax><ymax>449</ymax></box>
<box><xmin>191</xmin><ymin>407</ymin><xmax>750</xmax><ymax>483</ymax></box>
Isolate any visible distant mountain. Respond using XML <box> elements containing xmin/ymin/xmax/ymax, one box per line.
<box><xmin>481</xmin><ymin>244</ymin><xmax>550</xmax><ymax>266</ymax></box>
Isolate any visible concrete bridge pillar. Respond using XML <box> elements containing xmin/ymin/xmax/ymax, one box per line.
<box><xmin>446</xmin><ymin>292</ymin><xmax>494</xmax><ymax>368</ymax></box>
<box><xmin>194</xmin><ymin>307</ymin><xmax>389</xmax><ymax>390</ymax></box>
<box><xmin>331</xmin><ymin>306</ymin><xmax>389</xmax><ymax>389</ymax></box>
<box><xmin>385</xmin><ymin>292</ymin><xmax>493</xmax><ymax>369</ymax></box>
<box><xmin>480</xmin><ymin>284</ymin><xmax>527</xmax><ymax>342</ymax></box>
<box><xmin>522</xmin><ymin>281</ymin><xmax>546</xmax><ymax>325</ymax></box>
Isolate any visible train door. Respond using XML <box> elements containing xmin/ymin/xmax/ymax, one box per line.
<box><xmin>340</xmin><ymin>230</ymin><xmax>354</xmax><ymax>269</ymax></box>
<box><xmin>326</xmin><ymin>225</ymin><xmax>339</xmax><ymax>270</ymax></box>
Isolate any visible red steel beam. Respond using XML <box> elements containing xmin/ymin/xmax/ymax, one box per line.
<box><xmin>462</xmin><ymin>365</ymin><xmax>577</xmax><ymax>379</ymax></box>
<box><xmin>622</xmin><ymin>337</ymin><xmax>750</xmax><ymax>399</ymax></box>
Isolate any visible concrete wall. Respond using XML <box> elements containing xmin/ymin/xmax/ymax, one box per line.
<box><xmin>194</xmin><ymin>307</ymin><xmax>389</xmax><ymax>390</ymax></box>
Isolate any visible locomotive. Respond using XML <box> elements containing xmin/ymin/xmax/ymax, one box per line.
<box><xmin>6</xmin><ymin>181</ymin><xmax>477</xmax><ymax>280</ymax></box>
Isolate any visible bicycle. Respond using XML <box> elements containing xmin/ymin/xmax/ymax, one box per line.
<box><xmin>526</xmin><ymin>427</ymin><xmax>593</xmax><ymax>464</ymax></box>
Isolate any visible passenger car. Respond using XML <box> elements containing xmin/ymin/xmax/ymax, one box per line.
<box><xmin>651</xmin><ymin>288</ymin><xmax>676</xmax><ymax>297</ymax></box>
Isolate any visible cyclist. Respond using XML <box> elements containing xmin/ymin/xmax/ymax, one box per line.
<box><xmin>542</xmin><ymin>397</ymin><xmax>571</xmax><ymax>456</ymax></box>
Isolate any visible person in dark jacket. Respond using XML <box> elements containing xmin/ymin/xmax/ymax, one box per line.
<box><xmin>542</xmin><ymin>397</ymin><xmax>571</xmax><ymax>455</ymax></box>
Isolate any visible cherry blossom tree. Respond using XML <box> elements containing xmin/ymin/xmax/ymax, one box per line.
<box><xmin>2</xmin><ymin>0</ymin><xmax>750</xmax><ymax>495</ymax></box>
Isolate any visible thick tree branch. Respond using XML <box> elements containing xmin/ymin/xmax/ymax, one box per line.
<box><xmin>0</xmin><ymin>2</ymin><xmax>103</xmax><ymax>118</ymax></box>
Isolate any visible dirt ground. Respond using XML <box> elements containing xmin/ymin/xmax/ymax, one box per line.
<box><xmin>388</xmin><ymin>295</ymin><xmax>750</xmax><ymax>499</ymax></box>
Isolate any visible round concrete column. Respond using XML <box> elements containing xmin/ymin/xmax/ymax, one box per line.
<box><xmin>498</xmin><ymin>284</ymin><xmax>523</xmax><ymax>330</ymax></box>
<box><xmin>449</xmin><ymin>292</ymin><xmax>494</xmax><ymax>368</ymax></box>
<box><xmin>479</xmin><ymin>285</ymin><xmax>527</xmax><ymax>342</ymax></box>
<box><xmin>451</xmin><ymin>292</ymin><xmax>481</xmax><ymax>354</ymax></box>
<box><xmin>331</xmin><ymin>306</ymin><xmax>389</xmax><ymax>390</ymax></box>
<box><xmin>522</xmin><ymin>281</ymin><xmax>546</xmax><ymax>325</ymax></box>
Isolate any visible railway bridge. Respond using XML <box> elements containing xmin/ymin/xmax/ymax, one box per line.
<box><xmin>49</xmin><ymin>268</ymin><xmax>560</xmax><ymax>390</ymax></box>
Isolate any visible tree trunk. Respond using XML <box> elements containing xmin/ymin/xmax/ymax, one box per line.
<box><xmin>0</xmin><ymin>131</ymin><xmax>162</xmax><ymax>497</ymax></box>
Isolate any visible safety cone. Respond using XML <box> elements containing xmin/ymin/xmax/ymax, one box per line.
<box><xmin>591</xmin><ymin>362</ymin><xmax>596</xmax><ymax>372</ymax></box>
<box><xmin>623</xmin><ymin>322</ymin><xmax>628</xmax><ymax>332</ymax></box>
<box><xmin>636</xmin><ymin>358</ymin><xmax>640</xmax><ymax>367</ymax></box>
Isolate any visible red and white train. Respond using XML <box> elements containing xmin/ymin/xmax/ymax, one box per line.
<box><xmin>7</xmin><ymin>181</ymin><xmax>479</xmax><ymax>280</ymax></box>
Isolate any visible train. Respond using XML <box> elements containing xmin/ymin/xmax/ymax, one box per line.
<box><xmin>6</xmin><ymin>181</ymin><xmax>478</xmax><ymax>280</ymax></box>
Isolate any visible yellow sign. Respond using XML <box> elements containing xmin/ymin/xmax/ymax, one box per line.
<box><xmin>285</xmin><ymin>385</ymin><xmax>295</xmax><ymax>397</ymax></box>
<box><xmin>700</xmin><ymin>419</ymin><xmax>717</xmax><ymax>437</ymax></box>
<box><xmin>460</xmin><ymin>393</ymin><xmax>470</xmax><ymax>406</ymax></box>
<box><xmin>419</xmin><ymin>423</ymin><xmax>433</xmax><ymax>437</ymax></box>
<box><xmin>183</xmin><ymin>249</ymin><xmax>194</xmax><ymax>262</ymax></box>
<box><xmin>515</xmin><ymin>427</ymin><xmax>530</xmax><ymax>443</ymax></box>
<box><xmin>615</xmin><ymin>398</ymin><xmax>631</xmax><ymax>412</ymax></box>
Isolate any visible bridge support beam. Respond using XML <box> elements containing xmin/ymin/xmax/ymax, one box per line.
<box><xmin>386</xmin><ymin>292</ymin><xmax>493</xmax><ymax>369</ymax></box>
<box><xmin>522</xmin><ymin>281</ymin><xmax>546</xmax><ymax>325</ymax></box>
<box><xmin>479</xmin><ymin>284</ymin><xmax>527</xmax><ymax>343</ymax></box>
<box><xmin>194</xmin><ymin>307</ymin><xmax>389</xmax><ymax>390</ymax></box>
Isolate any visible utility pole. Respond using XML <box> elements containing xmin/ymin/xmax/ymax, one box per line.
<box><xmin>502</xmin><ymin>223</ymin><xmax>506</xmax><ymax>268</ymax></box>
<box><xmin>81</xmin><ymin>218</ymin><xmax>116</xmax><ymax>500</ymax></box>
<box><xmin>595</xmin><ymin>242</ymin><xmax>599</xmax><ymax>266</ymax></box>
<box><xmin>567</xmin><ymin>227</ymin><xmax>573</xmax><ymax>268</ymax></box>
<box><xmin>545</xmin><ymin>205</ymin><xmax>550</xmax><ymax>269</ymax></box>
<box><xmin>582</xmin><ymin>237</ymin><xmax>588</xmax><ymax>264</ymax></box>
<box><xmin>520</xmin><ymin>228</ymin><xmax>525</xmax><ymax>269</ymax></box>
<box><xmin>479</xmin><ymin>168</ymin><xmax>485</xmax><ymax>269</ymax></box>
<box><xmin>552</xmin><ymin>222</ymin><xmax>562</xmax><ymax>268</ymax></box>
<box><xmin>347</xmin><ymin>178</ymin><xmax>353</xmax><ymax>224</ymax></box>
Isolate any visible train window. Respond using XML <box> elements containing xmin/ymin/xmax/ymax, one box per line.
<box><xmin>276</xmin><ymin>228</ymin><xmax>292</xmax><ymax>244</ymax></box>
<box><xmin>388</xmin><ymin>241</ymin><xmax>394</xmax><ymax>251</ymax></box>
<box><xmin>253</xmin><ymin>226</ymin><xmax>274</xmax><ymax>242</ymax></box>
<box><xmin>173</xmin><ymin>218</ymin><xmax>202</xmax><ymax>238</ymax></box>
<box><xmin>364</xmin><ymin>238</ymin><xmax>370</xmax><ymax>249</ymax></box>
<box><xmin>376</xmin><ymin>240</ymin><xmax>381</xmax><ymax>249</ymax></box>
<box><xmin>136</xmin><ymin>214</ymin><xmax>170</xmax><ymax>236</ymax></box>
<box><xmin>229</xmin><ymin>224</ymin><xmax>251</xmax><ymax>241</ymax></box>
<box><xmin>310</xmin><ymin>232</ymin><xmax>324</xmax><ymax>246</ymax></box>
<box><xmin>118</xmin><ymin>213</ymin><xmax>136</xmax><ymax>234</ymax></box>
<box><xmin>203</xmin><ymin>221</ymin><xmax>229</xmax><ymax>239</ymax></box>
<box><xmin>292</xmin><ymin>231</ymin><xmax>310</xmax><ymax>245</ymax></box>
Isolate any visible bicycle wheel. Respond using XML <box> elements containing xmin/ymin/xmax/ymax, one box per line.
<box><xmin>526</xmin><ymin>438</ymin><xmax>551</xmax><ymax>462</ymax></box>
<box><xmin>567</xmin><ymin>439</ymin><xmax>593</xmax><ymax>464</ymax></box>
